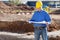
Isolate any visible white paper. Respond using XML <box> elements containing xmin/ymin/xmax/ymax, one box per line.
<box><xmin>28</xmin><ymin>21</ymin><xmax>51</xmax><ymax>24</ymax></box>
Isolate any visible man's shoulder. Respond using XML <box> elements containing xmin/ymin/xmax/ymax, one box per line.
<box><xmin>41</xmin><ymin>10</ymin><xmax>47</xmax><ymax>13</ymax></box>
<box><xmin>42</xmin><ymin>10</ymin><xmax>48</xmax><ymax>14</ymax></box>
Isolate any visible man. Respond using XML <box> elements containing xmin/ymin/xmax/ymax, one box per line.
<box><xmin>29</xmin><ymin>1</ymin><xmax>51</xmax><ymax>40</ymax></box>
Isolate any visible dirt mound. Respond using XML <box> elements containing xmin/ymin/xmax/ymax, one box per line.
<box><xmin>16</xmin><ymin>4</ymin><xmax>34</xmax><ymax>11</ymax></box>
<box><xmin>49</xmin><ymin>36</ymin><xmax>60</xmax><ymax>40</ymax></box>
<box><xmin>0</xmin><ymin>2</ymin><xmax>11</xmax><ymax>9</ymax></box>
<box><xmin>48</xmin><ymin>19</ymin><xmax>60</xmax><ymax>32</ymax></box>
<box><xmin>0</xmin><ymin>21</ymin><xmax>34</xmax><ymax>33</ymax></box>
<box><xmin>0</xmin><ymin>2</ymin><xmax>12</xmax><ymax>14</ymax></box>
<box><xmin>0</xmin><ymin>2</ymin><xmax>34</xmax><ymax>14</ymax></box>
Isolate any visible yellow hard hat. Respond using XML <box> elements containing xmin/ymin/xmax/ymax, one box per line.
<box><xmin>36</xmin><ymin>1</ymin><xmax>43</xmax><ymax>8</ymax></box>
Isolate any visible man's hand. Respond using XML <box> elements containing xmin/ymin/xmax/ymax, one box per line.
<box><xmin>46</xmin><ymin>22</ymin><xmax>49</xmax><ymax>26</ymax></box>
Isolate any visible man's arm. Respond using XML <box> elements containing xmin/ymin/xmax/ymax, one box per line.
<box><xmin>44</xmin><ymin>11</ymin><xmax>51</xmax><ymax>25</ymax></box>
<box><xmin>28</xmin><ymin>11</ymin><xmax>37</xmax><ymax>23</ymax></box>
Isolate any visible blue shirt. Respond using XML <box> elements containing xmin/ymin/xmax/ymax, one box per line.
<box><xmin>29</xmin><ymin>10</ymin><xmax>51</xmax><ymax>27</ymax></box>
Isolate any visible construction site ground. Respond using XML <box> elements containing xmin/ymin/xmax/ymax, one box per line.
<box><xmin>0</xmin><ymin>14</ymin><xmax>60</xmax><ymax>40</ymax></box>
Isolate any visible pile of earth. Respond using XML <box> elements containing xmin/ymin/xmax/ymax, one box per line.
<box><xmin>0</xmin><ymin>1</ymin><xmax>14</xmax><ymax>14</ymax></box>
<box><xmin>0</xmin><ymin>21</ymin><xmax>34</xmax><ymax>33</ymax></box>
<box><xmin>0</xmin><ymin>2</ymin><xmax>34</xmax><ymax>14</ymax></box>
<box><xmin>0</xmin><ymin>2</ymin><xmax>11</xmax><ymax>9</ymax></box>
<box><xmin>48</xmin><ymin>18</ymin><xmax>60</xmax><ymax>32</ymax></box>
<box><xmin>49</xmin><ymin>36</ymin><xmax>60</xmax><ymax>40</ymax></box>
